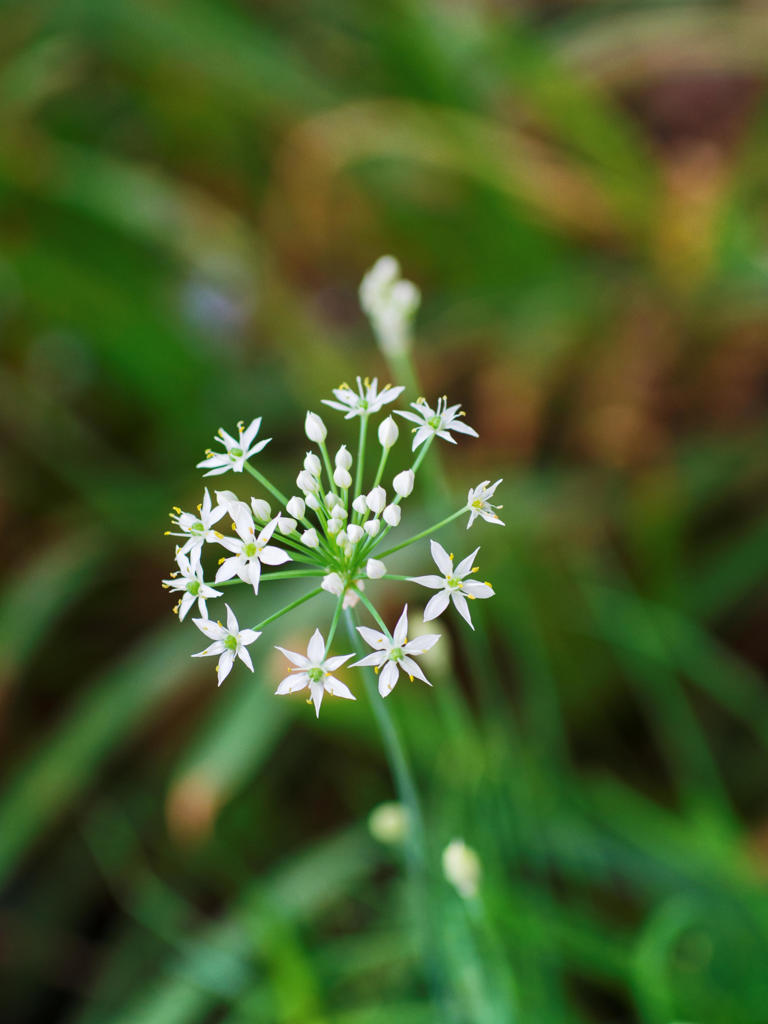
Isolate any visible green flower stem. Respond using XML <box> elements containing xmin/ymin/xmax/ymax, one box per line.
<box><xmin>356</xmin><ymin>589</ymin><xmax>392</xmax><ymax>638</ymax></box>
<box><xmin>343</xmin><ymin>608</ymin><xmax>424</xmax><ymax>866</ymax></box>
<box><xmin>325</xmin><ymin>595</ymin><xmax>345</xmax><ymax>649</ymax></box>
<box><xmin>208</xmin><ymin>570</ymin><xmax>325</xmax><ymax>587</ymax></box>
<box><xmin>244</xmin><ymin>463</ymin><xmax>289</xmax><ymax>506</ymax></box>
<box><xmin>254</xmin><ymin>586</ymin><xmax>323</xmax><ymax>631</ymax></box>
<box><xmin>353</xmin><ymin>414</ymin><xmax>368</xmax><ymax>514</ymax></box>
<box><xmin>372</xmin><ymin>444</ymin><xmax>390</xmax><ymax>489</ymax></box>
<box><xmin>318</xmin><ymin>438</ymin><xmax>340</xmax><ymax>502</ymax></box>
<box><xmin>357</xmin><ymin>438</ymin><xmax>434</xmax><ymax>562</ymax></box>
<box><xmin>375</xmin><ymin>507</ymin><xmax>465</xmax><ymax>560</ymax></box>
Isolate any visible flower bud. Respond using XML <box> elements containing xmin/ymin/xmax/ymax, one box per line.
<box><xmin>352</xmin><ymin>494</ymin><xmax>368</xmax><ymax>516</ymax></box>
<box><xmin>378</xmin><ymin>416</ymin><xmax>399</xmax><ymax>449</ymax></box>
<box><xmin>347</xmin><ymin>524</ymin><xmax>364</xmax><ymax>543</ymax></box>
<box><xmin>301</xmin><ymin>528</ymin><xmax>319</xmax><ymax>548</ymax></box>
<box><xmin>296</xmin><ymin>470</ymin><xmax>317</xmax><ymax>493</ymax></box>
<box><xmin>368</xmin><ymin>801</ymin><xmax>409</xmax><ymax>845</ymax></box>
<box><xmin>286</xmin><ymin>496</ymin><xmax>305</xmax><ymax>519</ymax></box>
<box><xmin>366</xmin><ymin>486</ymin><xmax>386</xmax><ymax>514</ymax></box>
<box><xmin>321</xmin><ymin>572</ymin><xmax>344</xmax><ymax>596</ymax></box>
<box><xmin>327</xmin><ymin>517</ymin><xmax>343</xmax><ymax>535</ymax></box>
<box><xmin>442</xmin><ymin>839</ymin><xmax>481</xmax><ymax>900</ymax></box>
<box><xmin>364</xmin><ymin>518</ymin><xmax>381</xmax><ymax>537</ymax></box>
<box><xmin>325</xmin><ymin>491</ymin><xmax>336</xmax><ymax>509</ymax></box>
<box><xmin>306</xmin><ymin>494</ymin><xmax>320</xmax><ymax>510</ymax></box>
<box><xmin>333</xmin><ymin>466</ymin><xmax>352</xmax><ymax>490</ymax></box>
<box><xmin>304</xmin><ymin>452</ymin><xmax>321</xmax><ymax>476</ymax></box>
<box><xmin>334</xmin><ymin>444</ymin><xmax>352</xmax><ymax>470</ymax></box>
<box><xmin>366</xmin><ymin>558</ymin><xmax>386</xmax><ymax>579</ymax></box>
<box><xmin>277</xmin><ymin>516</ymin><xmax>296</xmax><ymax>535</ymax></box>
<box><xmin>393</xmin><ymin>469</ymin><xmax>414</xmax><ymax>498</ymax></box>
<box><xmin>383</xmin><ymin>503</ymin><xmax>401</xmax><ymax>527</ymax></box>
<box><xmin>250</xmin><ymin>497</ymin><xmax>272</xmax><ymax>521</ymax></box>
<box><xmin>304</xmin><ymin>411</ymin><xmax>327</xmax><ymax>443</ymax></box>
<box><xmin>335</xmin><ymin>529</ymin><xmax>348</xmax><ymax>547</ymax></box>
<box><xmin>330</xmin><ymin>503</ymin><xmax>347</xmax><ymax>520</ymax></box>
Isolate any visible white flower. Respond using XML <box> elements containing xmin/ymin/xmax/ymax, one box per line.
<box><xmin>333</xmin><ymin>465</ymin><xmax>352</xmax><ymax>489</ymax></box>
<box><xmin>301</xmin><ymin>528</ymin><xmax>319</xmax><ymax>548</ymax></box>
<box><xmin>347</xmin><ymin>524</ymin><xmax>364</xmax><ymax>543</ymax></box>
<box><xmin>296</xmin><ymin>469</ymin><xmax>318</xmax><ymax>494</ymax></box>
<box><xmin>275</xmin><ymin>629</ymin><xmax>355</xmax><ymax>716</ymax></box>
<box><xmin>216</xmin><ymin>489</ymin><xmax>252</xmax><ymax>522</ymax></box>
<box><xmin>322</xmin><ymin>376</ymin><xmax>405</xmax><ymax>419</ymax></box>
<box><xmin>167</xmin><ymin>488</ymin><xmax>226</xmax><ymax>568</ymax></box>
<box><xmin>366</xmin><ymin>558</ymin><xmax>386</xmax><ymax>579</ymax></box>
<box><xmin>352</xmin><ymin>494</ymin><xmax>368</xmax><ymax>516</ymax></box>
<box><xmin>396</xmin><ymin>397</ymin><xmax>478</xmax><ymax>451</ymax></box>
<box><xmin>378</xmin><ymin>416</ymin><xmax>399</xmax><ymax>449</ymax></box>
<box><xmin>286</xmin><ymin>496</ymin><xmax>305</xmax><ymax>519</ymax></box>
<box><xmin>393</xmin><ymin>469</ymin><xmax>414</xmax><ymax>497</ymax></box>
<box><xmin>192</xmin><ymin>604</ymin><xmax>261</xmax><ymax>685</ymax></box>
<box><xmin>383</xmin><ymin>503</ymin><xmax>401</xmax><ymax>527</ymax></box>
<box><xmin>366</xmin><ymin>486</ymin><xmax>386</xmax><ymax>514</ymax></box>
<box><xmin>215</xmin><ymin>513</ymin><xmax>292</xmax><ymax>593</ymax></box>
<box><xmin>277</xmin><ymin>516</ymin><xmax>297</xmax><ymax>535</ymax></box>
<box><xmin>305</xmin><ymin>411</ymin><xmax>327</xmax><ymax>443</ymax></box>
<box><xmin>304</xmin><ymin>451</ymin><xmax>322</xmax><ymax>476</ymax></box>
<box><xmin>359</xmin><ymin>258</ymin><xmax>421</xmax><ymax>357</ymax></box>
<box><xmin>163</xmin><ymin>549</ymin><xmax>222</xmax><ymax>621</ymax></box>
<box><xmin>352</xmin><ymin>605</ymin><xmax>440</xmax><ymax>697</ymax></box>
<box><xmin>466</xmin><ymin>478</ymin><xmax>505</xmax><ymax>529</ymax></box>
<box><xmin>197</xmin><ymin>418</ymin><xmax>271</xmax><ymax>475</ymax></box>
<box><xmin>410</xmin><ymin>540</ymin><xmax>494</xmax><ymax>630</ymax></box>
<box><xmin>442</xmin><ymin>839</ymin><xmax>481</xmax><ymax>899</ymax></box>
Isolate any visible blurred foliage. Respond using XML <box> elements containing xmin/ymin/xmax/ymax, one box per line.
<box><xmin>2</xmin><ymin>1</ymin><xmax>768</xmax><ymax>1021</ymax></box>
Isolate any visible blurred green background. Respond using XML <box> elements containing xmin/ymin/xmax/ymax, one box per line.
<box><xmin>3</xmin><ymin>1</ymin><xmax>768</xmax><ymax>1021</ymax></box>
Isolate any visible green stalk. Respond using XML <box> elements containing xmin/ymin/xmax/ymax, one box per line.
<box><xmin>244</xmin><ymin>463</ymin><xmax>289</xmax><ymax>506</ymax></box>
<box><xmin>353</xmin><ymin>414</ymin><xmax>368</xmax><ymax>510</ymax></box>
<box><xmin>325</xmin><ymin>594</ymin><xmax>345</xmax><ymax>649</ymax></box>
<box><xmin>254</xmin><ymin>586</ymin><xmax>323</xmax><ymax>631</ymax></box>
<box><xmin>375</xmin><ymin>507</ymin><xmax>465</xmax><ymax>559</ymax></box>
<box><xmin>318</xmin><ymin>438</ymin><xmax>339</xmax><ymax>502</ymax></box>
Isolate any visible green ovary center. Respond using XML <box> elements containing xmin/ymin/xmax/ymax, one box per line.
<box><xmin>308</xmin><ymin>667</ymin><xmax>325</xmax><ymax>683</ymax></box>
<box><xmin>244</xmin><ymin>543</ymin><xmax>258</xmax><ymax>557</ymax></box>
<box><xmin>428</xmin><ymin>415</ymin><xmax>442</xmax><ymax>429</ymax></box>
<box><xmin>230</xmin><ymin>447</ymin><xmax>243</xmax><ymax>457</ymax></box>
<box><xmin>448</xmin><ymin>576</ymin><xmax>463</xmax><ymax>589</ymax></box>
<box><xmin>472</xmin><ymin>499</ymin><xmax>483</xmax><ymax>509</ymax></box>
<box><xmin>186</xmin><ymin>580</ymin><xmax>200</xmax><ymax>595</ymax></box>
<box><xmin>389</xmin><ymin>647</ymin><xmax>403</xmax><ymax>662</ymax></box>
<box><xmin>224</xmin><ymin>635</ymin><xmax>238</xmax><ymax>651</ymax></box>
<box><xmin>189</xmin><ymin>521</ymin><xmax>205</xmax><ymax>534</ymax></box>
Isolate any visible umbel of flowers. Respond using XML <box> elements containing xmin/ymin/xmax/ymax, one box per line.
<box><xmin>163</xmin><ymin>265</ymin><xmax>505</xmax><ymax>716</ymax></box>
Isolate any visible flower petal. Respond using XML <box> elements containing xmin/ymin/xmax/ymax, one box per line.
<box><xmin>238</xmin><ymin>629</ymin><xmax>262</xmax><ymax>645</ymax></box>
<box><xmin>259</xmin><ymin>545</ymin><xmax>292</xmax><ymax>566</ymax></box>
<box><xmin>356</xmin><ymin>626</ymin><xmax>388</xmax><ymax>649</ymax></box>
<box><xmin>463</xmin><ymin>580</ymin><xmax>494</xmax><ymax>599</ymax></box>
<box><xmin>451</xmin><ymin>592</ymin><xmax>474</xmax><ymax>629</ymax></box>
<box><xmin>216</xmin><ymin>649</ymin><xmax>236</xmax><ymax>684</ymax></box>
<box><xmin>307</xmin><ymin>628</ymin><xmax>326</xmax><ymax>664</ymax></box>
<box><xmin>276</xmin><ymin>672</ymin><xmax>309</xmax><ymax>694</ymax></box>
<box><xmin>351</xmin><ymin>651</ymin><xmax>387</xmax><ymax>668</ymax></box>
<box><xmin>378</xmin><ymin>660</ymin><xmax>399</xmax><ymax>697</ymax></box>
<box><xmin>237</xmin><ymin>646</ymin><xmax>254</xmax><ymax>671</ymax></box>
<box><xmin>192</xmin><ymin>640</ymin><xmax>226</xmax><ymax>658</ymax></box>
<box><xmin>324</xmin><ymin>676</ymin><xmax>355</xmax><ymax>701</ymax></box>
<box><xmin>430</xmin><ymin>540</ymin><xmax>453</xmax><ymax>576</ymax></box>
<box><xmin>193</xmin><ymin>618</ymin><xmax>227</xmax><ymax>641</ymax></box>
<box><xmin>324</xmin><ymin>653</ymin><xmax>354</xmax><ymax>671</ymax></box>
<box><xmin>423</xmin><ymin>590</ymin><xmax>451</xmax><ymax>621</ymax></box>
<box><xmin>400</xmin><ymin>656</ymin><xmax>430</xmax><ymax>684</ymax></box>
<box><xmin>214</xmin><ymin>558</ymin><xmax>239</xmax><ymax>583</ymax></box>
<box><xmin>403</xmin><ymin>633</ymin><xmax>441</xmax><ymax>654</ymax></box>
<box><xmin>393</xmin><ymin>605</ymin><xmax>409</xmax><ymax>646</ymax></box>
<box><xmin>275</xmin><ymin>646</ymin><xmax>309</xmax><ymax>668</ymax></box>
<box><xmin>455</xmin><ymin>547</ymin><xmax>480</xmax><ymax>578</ymax></box>
<box><xmin>310</xmin><ymin>681</ymin><xmax>324</xmax><ymax>717</ymax></box>
<box><xmin>408</xmin><ymin>575</ymin><xmax>444</xmax><ymax>589</ymax></box>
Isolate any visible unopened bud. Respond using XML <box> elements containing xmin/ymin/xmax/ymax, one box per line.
<box><xmin>301</xmin><ymin>528</ymin><xmax>319</xmax><ymax>548</ymax></box>
<box><xmin>352</xmin><ymin>494</ymin><xmax>368</xmax><ymax>516</ymax></box>
<box><xmin>334</xmin><ymin>444</ymin><xmax>352</xmax><ymax>470</ymax></box>
<box><xmin>368</xmin><ymin>801</ymin><xmax>409</xmax><ymax>845</ymax></box>
<box><xmin>383</xmin><ymin>503</ymin><xmax>401</xmax><ymax>527</ymax></box>
<box><xmin>306</xmin><ymin>494</ymin><xmax>320</xmax><ymax>510</ymax></box>
<box><xmin>366</xmin><ymin>486</ymin><xmax>386</xmax><ymax>514</ymax></box>
<box><xmin>250</xmin><ymin>498</ymin><xmax>272</xmax><ymax>521</ymax></box>
<box><xmin>327</xmin><ymin>517</ymin><xmax>343</xmax><ymax>535</ymax></box>
<box><xmin>333</xmin><ymin>466</ymin><xmax>352</xmax><ymax>489</ymax></box>
<box><xmin>366</xmin><ymin>558</ymin><xmax>386</xmax><ymax>579</ymax></box>
<box><xmin>286</xmin><ymin>496</ymin><xmax>305</xmax><ymax>519</ymax></box>
<box><xmin>442</xmin><ymin>839</ymin><xmax>481</xmax><ymax>900</ymax></box>
<box><xmin>304</xmin><ymin>452</ymin><xmax>321</xmax><ymax>476</ymax></box>
<box><xmin>277</xmin><ymin>516</ymin><xmax>296</xmax><ymax>535</ymax></box>
<box><xmin>347</xmin><ymin>524</ymin><xmax>364</xmax><ymax>543</ymax></box>
<box><xmin>378</xmin><ymin>416</ymin><xmax>399</xmax><ymax>449</ymax></box>
<box><xmin>330</xmin><ymin>503</ymin><xmax>347</xmax><ymax>520</ymax></box>
<box><xmin>296</xmin><ymin>470</ymin><xmax>317</xmax><ymax>493</ymax></box>
<box><xmin>364</xmin><ymin>519</ymin><xmax>381</xmax><ymax>537</ymax></box>
<box><xmin>304</xmin><ymin>411</ymin><xmax>327</xmax><ymax>443</ymax></box>
<box><xmin>393</xmin><ymin>469</ymin><xmax>414</xmax><ymax>498</ymax></box>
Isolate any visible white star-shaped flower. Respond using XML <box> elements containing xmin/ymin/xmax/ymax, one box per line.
<box><xmin>322</xmin><ymin>377</ymin><xmax>404</xmax><ymax>419</ymax></box>
<box><xmin>197</xmin><ymin>417</ymin><xmax>271</xmax><ymax>476</ymax></box>
<box><xmin>215</xmin><ymin>511</ymin><xmax>291</xmax><ymax>593</ymax></box>
<box><xmin>192</xmin><ymin>604</ymin><xmax>261</xmax><ymax>684</ymax></box>
<box><xmin>163</xmin><ymin>549</ymin><xmax>223</xmax><ymax>621</ymax></box>
<box><xmin>465</xmin><ymin>479</ymin><xmax>505</xmax><ymax>529</ymax></box>
<box><xmin>396</xmin><ymin>397</ymin><xmax>478</xmax><ymax>451</ymax></box>
<box><xmin>275</xmin><ymin>629</ymin><xmax>356</xmax><ymax>717</ymax></box>
<box><xmin>167</xmin><ymin>488</ymin><xmax>226</xmax><ymax>569</ymax></box>
<box><xmin>352</xmin><ymin>605</ymin><xmax>440</xmax><ymax>697</ymax></box>
<box><xmin>410</xmin><ymin>540</ymin><xmax>494</xmax><ymax>630</ymax></box>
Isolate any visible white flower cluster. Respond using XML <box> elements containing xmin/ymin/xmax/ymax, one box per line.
<box><xmin>163</xmin><ymin>263</ymin><xmax>505</xmax><ymax>715</ymax></box>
